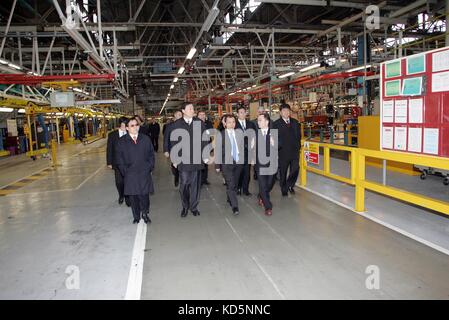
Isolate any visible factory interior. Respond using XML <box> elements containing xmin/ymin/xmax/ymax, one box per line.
<box><xmin>0</xmin><ymin>0</ymin><xmax>449</xmax><ymax>302</ymax></box>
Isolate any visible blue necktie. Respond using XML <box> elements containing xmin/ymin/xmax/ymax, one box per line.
<box><xmin>230</xmin><ymin>132</ymin><xmax>239</xmax><ymax>162</ymax></box>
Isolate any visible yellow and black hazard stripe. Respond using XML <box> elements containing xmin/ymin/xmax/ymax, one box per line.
<box><xmin>0</xmin><ymin>167</ymin><xmax>54</xmax><ymax>196</ymax></box>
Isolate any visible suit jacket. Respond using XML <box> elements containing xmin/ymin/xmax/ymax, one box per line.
<box><xmin>169</xmin><ymin>117</ymin><xmax>207</xmax><ymax>171</ymax></box>
<box><xmin>163</xmin><ymin>121</ymin><xmax>174</xmax><ymax>153</ymax></box>
<box><xmin>254</xmin><ymin>128</ymin><xmax>278</xmax><ymax>174</ymax></box>
<box><xmin>106</xmin><ymin>130</ymin><xmax>126</xmax><ymax>168</ymax></box>
<box><xmin>215</xmin><ymin>129</ymin><xmax>243</xmax><ymax>170</ymax></box>
<box><xmin>149</xmin><ymin>122</ymin><xmax>160</xmax><ymax>137</ymax></box>
<box><xmin>236</xmin><ymin>118</ymin><xmax>257</xmax><ymax>163</ymax></box>
<box><xmin>139</xmin><ymin>124</ymin><xmax>151</xmax><ymax>138</ymax></box>
<box><xmin>116</xmin><ymin>133</ymin><xmax>155</xmax><ymax>195</ymax></box>
<box><xmin>273</xmin><ymin>117</ymin><xmax>301</xmax><ymax>160</ymax></box>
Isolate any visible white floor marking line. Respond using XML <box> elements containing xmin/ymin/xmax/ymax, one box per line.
<box><xmin>297</xmin><ymin>184</ymin><xmax>449</xmax><ymax>256</ymax></box>
<box><xmin>75</xmin><ymin>166</ymin><xmax>104</xmax><ymax>190</ymax></box>
<box><xmin>250</xmin><ymin>255</ymin><xmax>286</xmax><ymax>300</ymax></box>
<box><xmin>205</xmin><ymin>187</ymin><xmax>286</xmax><ymax>299</ymax></box>
<box><xmin>224</xmin><ymin>217</ymin><xmax>244</xmax><ymax>243</ymax></box>
<box><xmin>125</xmin><ymin>221</ymin><xmax>147</xmax><ymax>300</ymax></box>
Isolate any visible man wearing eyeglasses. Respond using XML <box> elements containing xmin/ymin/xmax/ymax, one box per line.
<box><xmin>116</xmin><ymin>118</ymin><xmax>155</xmax><ymax>224</ymax></box>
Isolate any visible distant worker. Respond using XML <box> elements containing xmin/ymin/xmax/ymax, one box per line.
<box><xmin>164</xmin><ymin>110</ymin><xmax>183</xmax><ymax>187</ymax></box>
<box><xmin>106</xmin><ymin>116</ymin><xmax>130</xmax><ymax>207</ymax></box>
<box><xmin>116</xmin><ymin>118</ymin><xmax>155</xmax><ymax>224</ymax></box>
<box><xmin>197</xmin><ymin>110</ymin><xmax>213</xmax><ymax>186</ymax></box>
<box><xmin>148</xmin><ymin>118</ymin><xmax>160</xmax><ymax>152</ymax></box>
<box><xmin>273</xmin><ymin>103</ymin><xmax>301</xmax><ymax>196</ymax></box>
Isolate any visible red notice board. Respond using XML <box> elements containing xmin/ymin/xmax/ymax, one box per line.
<box><xmin>380</xmin><ymin>47</ymin><xmax>449</xmax><ymax>158</ymax></box>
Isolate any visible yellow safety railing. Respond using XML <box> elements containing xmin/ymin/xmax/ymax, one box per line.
<box><xmin>300</xmin><ymin>140</ymin><xmax>449</xmax><ymax>216</ymax></box>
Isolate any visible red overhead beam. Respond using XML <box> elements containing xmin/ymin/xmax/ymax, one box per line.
<box><xmin>0</xmin><ymin>73</ymin><xmax>116</xmax><ymax>85</ymax></box>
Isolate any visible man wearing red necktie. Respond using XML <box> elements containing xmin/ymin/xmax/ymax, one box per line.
<box><xmin>116</xmin><ymin>118</ymin><xmax>155</xmax><ymax>224</ymax></box>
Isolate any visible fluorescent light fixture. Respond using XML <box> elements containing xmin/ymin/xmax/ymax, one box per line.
<box><xmin>0</xmin><ymin>107</ymin><xmax>14</xmax><ymax>112</ymax></box>
<box><xmin>221</xmin><ymin>82</ymin><xmax>226</xmax><ymax>86</ymax></box>
<box><xmin>18</xmin><ymin>109</ymin><xmax>26</xmax><ymax>113</ymax></box>
<box><xmin>347</xmin><ymin>64</ymin><xmax>372</xmax><ymax>72</ymax></box>
<box><xmin>229</xmin><ymin>92</ymin><xmax>235</xmax><ymax>96</ymax></box>
<box><xmin>173</xmin><ymin>77</ymin><xmax>178</xmax><ymax>83</ymax></box>
<box><xmin>8</xmin><ymin>63</ymin><xmax>22</xmax><ymax>70</ymax></box>
<box><xmin>300</xmin><ymin>63</ymin><xmax>320</xmax><ymax>72</ymax></box>
<box><xmin>186</xmin><ymin>48</ymin><xmax>197</xmax><ymax>60</ymax></box>
<box><xmin>170</xmin><ymin>84</ymin><xmax>174</xmax><ymax>89</ymax></box>
<box><xmin>178</xmin><ymin>66</ymin><xmax>185</xmax><ymax>74</ymax></box>
<box><xmin>167</xmin><ymin>93</ymin><xmax>171</xmax><ymax>97</ymax></box>
<box><xmin>278</xmin><ymin>71</ymin><xmax>295</xmax><ymax>79</ymax></box>
<box><xmin>0</xmin><ymin>58</ymin><xmax>8</xmax><ymax>64</ymax></box>
<box><xmin>252</xmin><ymin>84</ymin><xmax>257</xmax><ymax>88</ymax></box>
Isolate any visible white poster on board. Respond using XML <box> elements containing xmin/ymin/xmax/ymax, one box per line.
<box><xmin>394</xmin><ymin>100</ymin><xmax>408</xmax><ymax>123</ymax></box>
<box><xmin>394</xmin><ymin>127</ymin><xmax>407</xmax><ymax>151</ymax></box>
<box><xmin>408</xmin><ymin>98</ymin><xmax>423</xmax><ymax>124</ymax></box>
<box><xmin>423</xmin><ymin>128</ymin><xmax>439</xmax><ymax>155</ymax></box>
<box><xmin>408</xmin><ymin>127</ymin><xmax>422</xmax><ymax>153</ymax></box>
<box><xmin>432</xmin><ymin>49</ymin><xmax>449</xmax><ymax>72</ymax></box>
<box><xmin>6</xmin><ymin>119</ymin><xmax>18</xmax><ymax>136</ymax></box>
<box><xmin>382</xmin><ymin>100</ymin><xmax>394</xmax><ymax>123</ymax></box>
<box><xmin>432</xmin><ymin>71</ymin><xmax>449</xmax><ymax>92</ymax></box>
<box><xmin>382</xmin><ymin>127</ymin><xmax>394</xmax><ymax>149</ymax></box>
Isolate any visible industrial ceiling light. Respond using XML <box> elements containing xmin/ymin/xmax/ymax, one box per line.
<box><xmin>347</xmin><ymin>64</ymin><xmax>372</xmax><ymax>72</ymax></box>
<box><xmin>8</xmin><ymin>63</ymin><xmax>22</xmax><ymax>70</ymax></box>
<box><xmin>229</xmin><ymin>92</ymin><xmax>235</xmax><ymax>96</ymax></box>
<box><xmin>18</xmin><ymin>109</ymin><xmax>26</xmax><ymax>113</ymax></box>
<box><xmin>300</xmin><ymin>63</ymin><xmax>321</xmax><ymax>72</ymax></box>
<box><xmin>186</xmin><ymin>48</ymin><xmax>197</xmax><ymax>60</ymax></box>
<box><xmin>178</xmin><ymin>66</ymin><xmax>185</xmax><ymax>74</ymax></box>
<box><xmin>167</xmin><ymin>93</ymin><xmax>171</xmax><ymax>97</ymax></box>
<box><xmin>173</xmin><ymin>77</ymin><xmax>179</xmax><ymax>83</ymax></box>
<box><xmin>278</xmin><ymin>71</ymin><xmax>295</xmax><ymax>79</ymax></box>
<box><xmin>170</xmin><ymin>84</ymin><xmax>174</xmax><ymax>89</ymax></box>
<box><xmin>0</xmin><ymin>107</ymin><xmax>14</xmax><ymax>112</ymax></box>
<box><xmin>0</xmin><ymin>58</ymin><xmax>8</xmax><ymax>64</ymax></box>
<box><xmin>252</xmin><ymin>84</ymin><xmax>257</xmax><ymax>88</ymax></box>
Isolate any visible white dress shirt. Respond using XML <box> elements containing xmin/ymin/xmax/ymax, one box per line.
<box><xmin>238</xmin><ymin>119</ymin><xmax>246</xmax><ymax>130</ymax></box>
<box><xmin>119</xmin><ymin>129</ymin><xmax>127</xmax><ymax>138</ymax></box>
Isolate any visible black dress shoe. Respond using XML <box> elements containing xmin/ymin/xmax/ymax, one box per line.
<box><xmin>181</xmin><ymin>208</ymin><xmax>188</xmax><ymax>218</ymax></box>
<box><xmin>192</xmin><ymin>210</ymin><xmax>200</xmax><ymax>216</ymax></box>
<box><xmin>282</xmin><ymin>192</ymin><xmax>288</xmax><ymax>197</ymax></box>
<box><xmin>243</xmin><ymin>191</ymin><xmax>252</xmax><ymax>196</ymax></box>
<box><xmin>132</xmin><ymin>219</ymin><xmax>139</xmax><ymax>224</ymax></box>
<box><xmin>288</xmin><ymin>187</ymin><xmax>295</xmax><ymax>194</ymax></box>
<box><xmin>174</xmin><ymin>177</ymin><xmax>179</xmax><ymax>187</ymax></box>
<box><xmin>142</xmin><ymin>213</ymin><xmax>151</xmax><ymax>224</ymax></box>
<box><xmin>232</xmin><ymin>207</ymin><xmax>239</xmax><ymax>216</ymax></box>
<box><xmin>118</xmin><ymin>197</ymin><xmax>124</xmax><ymax>205</ymax></box>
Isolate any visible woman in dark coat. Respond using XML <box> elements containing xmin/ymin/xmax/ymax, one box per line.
<box><xmin>116</xmin><ymin>118</ymin><xmax>155</xmax><ymax>224</ymax></box>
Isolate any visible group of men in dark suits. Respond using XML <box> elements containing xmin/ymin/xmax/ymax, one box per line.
<box><xmin>107</xmin><ymin>116</ymin><xmax>155</xmax><ymax>224</ymax></box>
<box><xmin>107</xmin><ymin>101</ymin><xmax>301</xmax><ymax>223</ymax></box>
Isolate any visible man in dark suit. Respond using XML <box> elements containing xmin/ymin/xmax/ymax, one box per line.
<box><xmin>252</xmin><ymin>113</ymin><xmax>278</xmax><ymax>216</ymax></box>
<box><xmin>197</xmin><ymin>110</ymin><xmax>213</xmax><ymax>186</ymax></box>
<box><xmin>116</xmin><ymin>118</ymin><xmax>155</xmax><ymax>224</ymax></box>
<box><xmin>106</xmin><ymin>116</ymin><xmax>130</xmax><ymax>206</ymax></box>
<box><xmin>164</xmin><ymin>110</ymin><xmax>183</xmax><ymax>187</ymax></box>
<box><xmin>273</xmin><ymin>103</ymin><xmax>301</xmax><ymax>196</ymax></box>
<box><xmin>169</xmin><ymin>102</ymin><xmax>208</xmax><ymax>218</ymax></box>
<box><xmin>250</xmin><ymin>105</ymin><xmax>268</xmax><ymax>181</ymax></box>
<box><xmin>134</xmin><ymin>115</ymin><xmax>150</xmax><ymax>138</ymax></box>
<box><xmin>148</xmin><ymin>118</ymin><xmax>160</xmax><ymax>152</ymax></box>
<box><xmin>215</xmin><ymin>114</ymin><xmax>243</xmax><ymax>216</ymax></box>
<box><xmin>235</xmin><ymin>105</ymin><xmax>257</xmax><ymax>196</ymax></box>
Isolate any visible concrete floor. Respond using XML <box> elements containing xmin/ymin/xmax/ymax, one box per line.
<box><xmin>0</xmin><ymin>139</ymin><xmax>448</xmax><ymax>299</ymax></box>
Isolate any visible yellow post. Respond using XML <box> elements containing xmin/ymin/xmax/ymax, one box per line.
<box><xmin>355</xmin><ymin>151</ymin><xmax>366</xmax><ymax>212</ymax></box>
<box><xmin>51</xmin><ymin>138</ymin><xmax>58</xmax><ymax>168</ymax></box>
<box><xmin>300</xmin><ymin>144</ymin><xmax>307</xmax><ymax>187</ymax></box>
<box><xmin>350</xmin><ymin>150</ymin><xmax>356</xmax><ymax>184</ymax></box>
<box><xmin>26</xmin><ymin>114</ymin><xmax>34</xmax><ymax>154</ymax></box>
<box><xmin>324</xmin><ymin>146</ymin><xmax>330</xmax><ymax>174</ymax></box>
<box><xmin>348</xmin><ymin>124</ymin><xmax>352</xmax><ymax>145</ymax></box>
